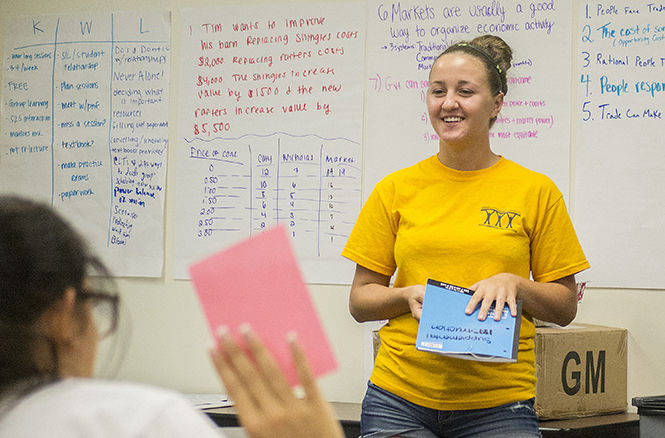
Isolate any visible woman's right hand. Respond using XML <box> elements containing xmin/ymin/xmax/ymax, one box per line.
<box><xmin>349</xmin><ymin>264</ymin><xmax>427</xmax><ymax>322</ymax></box>
<box><xmin>404</xmin><ymin>284</ymin><xmax>426</xmax><ymax>321</ymax></box>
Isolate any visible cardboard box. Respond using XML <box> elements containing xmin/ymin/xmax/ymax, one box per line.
<box><xmin>535</xmin><ymin>323</ymin><xmax>627</xmax><ymax>419</ymax></box>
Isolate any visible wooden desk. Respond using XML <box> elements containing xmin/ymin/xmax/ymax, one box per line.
<box><xmin>204</xmin><ymin>403</ymin><xmax>639</xmax><ymax>438</ymax></box>
<box><xmin>539</xmin><ymin>413</ymin><xmax>639</xmax><ymax>438</ymax></box>
<box><xmin>205</xmin><ymin>402</ymin><xmax>362</xmax><ymax>438</ymax></box>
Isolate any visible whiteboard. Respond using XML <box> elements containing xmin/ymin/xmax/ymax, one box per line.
<box><xmin>173</xmin><ymin>3</ymin><xmax>366</xmax><ymax>283</ymax></box>
<box><xmin>0</xmin><ymin>11</ymin><xmax>170</xmax><ymax>277</ymax></box>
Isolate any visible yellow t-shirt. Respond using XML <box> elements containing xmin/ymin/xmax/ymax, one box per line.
<box><xmin>342</xmin><ymin>155</ymin><xmax>590</xmax><ymax>410</ymax></box>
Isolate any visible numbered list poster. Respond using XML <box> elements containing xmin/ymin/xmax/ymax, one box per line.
<box><xmin>574</xmin><ymin>2</ymin><xmax>665</xmax><ymax>288</ymax></box>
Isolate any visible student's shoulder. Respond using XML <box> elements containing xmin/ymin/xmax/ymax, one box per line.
<box><xmin>13</xmin><ymin>378</ymin><xmax>191</xmax><ymax>421</ymax></box>
<box><xmin>4</xmin><ymin>379</ymin><xmax>217</xmax><ymax>438</ymax></box>
<box><xmin>73</xmin><ymin>380</ymin><xmax>221</xmax><ymax>436</ymax></box>
<box><xmin>63</xmin><ymin>378</ymin><xmax>188</xmax><ymax>408</ymax></box>
<box><xmin>0</xmin><ymin>380</ymin><xmax>184</xmax><ymax>437</ymax></box>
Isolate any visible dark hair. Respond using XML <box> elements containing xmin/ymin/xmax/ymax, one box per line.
<box><xmin>0</xmin><ymin>196</ymin><xmax>112</xmax><ymax>393</ymax></box>
<box><xmin>439</xmin><ymin>34</ymin><xmax>513</xmax><ymax>96</ymax></box>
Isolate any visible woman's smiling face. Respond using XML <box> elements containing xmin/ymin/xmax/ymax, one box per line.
<box><xmin>426</xmin><ymin>52</ymin><xmax>503</xmax><ymax>147</ymax></box>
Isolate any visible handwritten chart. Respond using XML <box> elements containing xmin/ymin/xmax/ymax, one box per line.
<box><xmin>573</xmin><ymin>2</ymin><xmax>665</xmax><ymax>288</ymax></box>
<box><xmin>0</xmin><ymin>11</ymin><xmax>170</xmax><ymax>277</ymax></box>
<box><xmin>364</xmin><ymin>0</ymin><xmax>573</xmax><ymax>197</ymax></box>
<box><xmin>174</xmin><ymin>4</ymin><xmax>365</xmax><ymax>282</ymax></box>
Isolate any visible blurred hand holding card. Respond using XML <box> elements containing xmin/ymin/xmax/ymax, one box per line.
<box><xmin>189</xmin><ymin>225</ymin><xmax>337</xmax><ymax>385</ymax></box>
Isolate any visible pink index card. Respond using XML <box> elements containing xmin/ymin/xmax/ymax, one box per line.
<box><xmin>189</xmin><ymin>225</ymin><xmax>337</xmax><ymax>385</ymax></box>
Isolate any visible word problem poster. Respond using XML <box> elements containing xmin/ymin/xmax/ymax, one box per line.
<box><xmin>174</xmin><ymin>3</ymin><xmax>365</xmax><ymax>283</ymax></box>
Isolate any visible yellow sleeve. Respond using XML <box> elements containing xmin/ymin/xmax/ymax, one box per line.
<box><xmin>341</xmin><ymin>178</ymin><xmax>399</xmax><ymax>277</ymax></box>
<box><xmin>530</xmin><ymin>191</ymin><xmax>590</xmax><ymax>283</ymax></box>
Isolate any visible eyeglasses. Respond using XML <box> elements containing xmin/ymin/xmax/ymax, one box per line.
<box><xmin>78</xmin><ymin>289</ymin><xmax>119</xmax><ymax>339</ymax></box>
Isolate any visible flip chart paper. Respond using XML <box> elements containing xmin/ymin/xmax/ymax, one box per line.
<box><xmin>174</xmin><ymin>4</ymin><xmax>366</xmax><ymax>284</ymax></box>
<box><xmin>189</xmin><ymin>224</ymin><xmax>337</xmax><ymax>385</ymax></box>
<box><xmin>0</xmin><ymin>11</ymin><xmax>170</xmax><ymax>277</ymax></box>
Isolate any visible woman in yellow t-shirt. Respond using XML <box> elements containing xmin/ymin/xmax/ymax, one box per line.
<box><xmin>342</xmin><ymin>35</ymin><xmax>589</xmax><ymax>438</ymax></box>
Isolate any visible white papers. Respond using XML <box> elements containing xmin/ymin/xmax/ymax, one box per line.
<box><xmin>184</xmin><ymin>393</ymin><xmax>233</xmax><ymax>409</ymax></box>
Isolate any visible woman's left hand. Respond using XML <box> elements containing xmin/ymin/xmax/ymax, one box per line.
<box><xmin>466</xmin><ymin>273</ymin><xmax>524</xmax><ymax>321</ymax></box>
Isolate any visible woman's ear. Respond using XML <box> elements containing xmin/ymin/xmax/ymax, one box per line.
<box><xmin>38</xmin><ymin>287</ymin><xmax>78</xmax><ymax>344</ymax></box>
<box><xmin>491</xmin><ymin>91</ymin><xmax>504</xmax><ymax>119</ymax></box>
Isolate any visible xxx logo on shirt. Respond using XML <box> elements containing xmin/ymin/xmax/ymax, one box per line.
<box><xmin>480</xmin><ymin>207</ymin><xmax>521</xmax><ymax>231</ymax></box>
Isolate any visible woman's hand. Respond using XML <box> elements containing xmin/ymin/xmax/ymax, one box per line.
<box><xmin>210</xmin><ymin>325</ymin><xmax>344</xmax><ymax>438</ymax></box>
<box><xmin>466</xmin><ymin>273</ymin><xmax>523</xmax><ymax>321</ymax></box>
<box><xmin>349</xmin><ymin>264</ymin><xmax>426</xmax><ymax>322</ymax></box>
<box><xmin>404</xmin><ymin>284</ymin><xmax>426</xmax><ymax>321</ymax></box>
<box><xmin>465</xmin><ymin>273</ymin><xmax>578</xmax><ymax>326</ymax></box>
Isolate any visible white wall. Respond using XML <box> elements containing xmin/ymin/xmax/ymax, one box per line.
<box><xmin>2</xmin><ymin>0</ymin><xmax>664</xmax><ymax>409</ymax></box>
<box><xmin>109</xmin><ymin>278</ymin><xmax>365</xmax><ymax>402</ymax></box>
